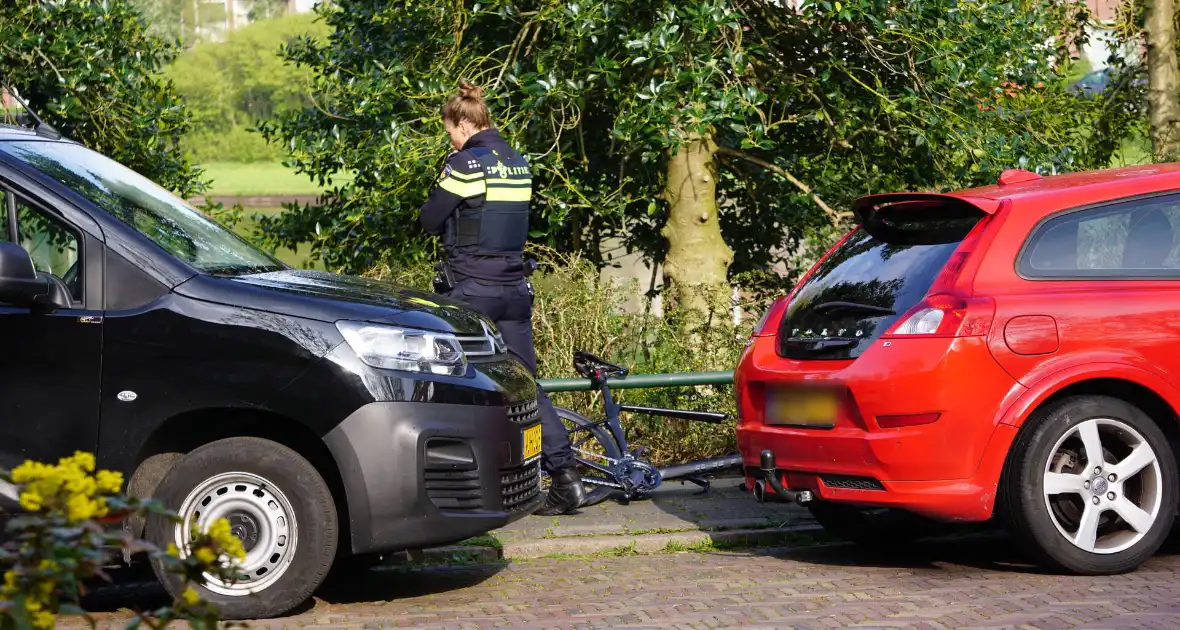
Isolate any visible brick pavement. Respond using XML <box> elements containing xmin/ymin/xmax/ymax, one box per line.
<box><xmin>73</xmin><ymin>532</ymin><xmax>1180</xmax><ymax>629</ymax></box>
<box><xmin>491</xmin><ymin>475</ymin><xmax>814</xmax><ymax>544</ymax></box>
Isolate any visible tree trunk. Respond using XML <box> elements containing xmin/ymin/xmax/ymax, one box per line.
<box><xmin>660</xmin><ymin>131</ymin><xmax>734</xmax><ymax>321</ymax></box>
<box><xmin>225</xmin><ymin>0</ymin><xmax>234</xmax><ymax>31</ymax></box>
<box><xmin>1146</xmin><ymin>0</ymin><xmax>1180</xmax><ymax>162</ymax></box>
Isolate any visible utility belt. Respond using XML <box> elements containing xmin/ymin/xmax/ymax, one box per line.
<box><xmin>432</xmin><ymin>257</ymin><xmax>538</xmax><ymax>294</ymax></box>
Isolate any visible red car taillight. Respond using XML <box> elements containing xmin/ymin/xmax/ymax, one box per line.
<box><xmin>885</xmin><ymin>293</ymin><xmax>994</xmax><ymax>338</ymax></box>
<box><xmin>884</xmin><ymin>219</ymin><xmax>996</xmax><ymax>339</ymax></box>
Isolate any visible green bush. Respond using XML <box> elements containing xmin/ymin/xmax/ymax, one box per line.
<box><xmin>0</xmin><ymin>0</ymin><xmax>208</xmax><ymax>199</ymax></box>
<box><xmin>0</xmin><ymin>452</ymin><xmax>246</xmax><ymax>630</ymax></box>
<box><xmin>366</xmin><ymin>247</ymin><xmax>753</xmax><ymax>465</ymax></box>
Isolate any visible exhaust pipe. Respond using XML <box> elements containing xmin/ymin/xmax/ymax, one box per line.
<box><xmin>756</xmin><ymin>449</ymin><xmax>814</xmax><ymax>505</ymax></box>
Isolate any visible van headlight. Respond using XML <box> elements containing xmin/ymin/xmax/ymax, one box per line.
<box><xmin>336</xmin><ymin>321</ymin><xmax>467</xmax><ymax>376</ymax></box>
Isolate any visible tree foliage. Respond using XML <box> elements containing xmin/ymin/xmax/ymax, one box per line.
<box><xmin>167</xmin><ymin>11</ymin><xmax>333</xmax><ymax>161</ymax></box>
<box><xmin>0</xmin><ymin>0</ymin><xmax>207</xmax><ymax>199</ymax></box>
<box><xmin>256</xmin><ymin>0</ymin><xmax>1135</xmax><ymax>282</ymax></box>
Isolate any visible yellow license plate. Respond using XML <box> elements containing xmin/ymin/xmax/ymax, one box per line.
<box><xmin>766</xmin><ymin>388</ymin><xmax>837</xmax><ymax>428</ymax></box>
<box><xmin>523</xmin><ymin>424</ymin><xmax>542</xmax><ymax>460</ymax></box>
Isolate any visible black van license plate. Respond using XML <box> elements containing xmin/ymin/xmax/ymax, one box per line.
<box><xmin>765</xmin><ymin>388</ymin><xmax>837</xmax><ymax>428</ymax></box>
<box><xmin>523</xmin><ymin>424</ymin><xmax>542</xmax><ymax>460</ymax></box>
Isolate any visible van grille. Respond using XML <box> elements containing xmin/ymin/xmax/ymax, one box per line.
<box><xmin>424</xmin><ymin>460</ymin><xmax>543</xmax><ymax>513</ymax></box>
<box><xmin>424</xmin><ymin>468</ymin><xmax>481</xmax><ymax>511</ymax></box>
<box><xmin>507</xmin><ymin>399</ymin><xmax>540</xmax><ymax>425</ymax></box>
<box><xmin>502</xmin><ymin>461</ymin><xmax>541</xmax><ymax>513</ymax></box>
<box><xmin>455</xmin><ymin>328</ymin><xmax>507</xmax><ymax>361</ymax></box>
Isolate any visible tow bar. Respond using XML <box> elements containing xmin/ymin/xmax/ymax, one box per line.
<box><xmin>753</xmin><ymin>449</ymin><xmax>814</xmax><ymax>505</ymax></box>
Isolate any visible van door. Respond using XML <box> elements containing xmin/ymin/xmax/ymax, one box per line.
<box><xmin>0</xmin><ymin>187</ymin><xmax>102</xmax><ymax>475</ymax></box>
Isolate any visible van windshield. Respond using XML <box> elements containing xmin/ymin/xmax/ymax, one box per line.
<box><xmin>778</xmin><ymin>201</ymin><xmax>983</xmax><ymax>360</ymax></box>
<box><xmin>0</xmin><ymin>140</ymin><xmax>283</xmax><ymax>276</ymax></box>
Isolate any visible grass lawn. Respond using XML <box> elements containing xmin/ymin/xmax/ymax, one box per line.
<box><xmin>198</xmin><ymin>162</ymin><xmax>355</xmax><ymax>197</ymax></box>
<box><xmin>232</xmin><ymin>206</ymin><xmax>323</xmax><ymax>271</ymax></box>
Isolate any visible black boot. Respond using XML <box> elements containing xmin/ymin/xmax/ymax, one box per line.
<box><xmin>535</xmin><ymin>467</ymin><xmax>586</xmax><ymax>516</ymax></box>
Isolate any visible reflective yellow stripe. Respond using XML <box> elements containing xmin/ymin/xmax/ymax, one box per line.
<box><xmin>448</xmin><ymin>170</ymin><xmax>485</xmax><ymax>182</ymax></box>
<box><xmin>486</xmin><ymin>177</ymin><xmax>531</xmax><ymax>186</ymax></box>
<box><xmin>486</xmin><ymin>186</ymin><xmax>532</xmax><ymax>202</ymax></box>
<box><xmin>439</xmin><ymin>176</ymin><xmax>486</xmax><ymax>198</ymax></box>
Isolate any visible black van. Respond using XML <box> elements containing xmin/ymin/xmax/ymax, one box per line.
<box><xmin>0</xmin><ymin>125</ymin><xmax>544</xmax><ymax>619</ymax></box>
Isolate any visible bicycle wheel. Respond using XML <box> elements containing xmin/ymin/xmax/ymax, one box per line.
<box><xmin>545</xmin><ymin>406</ymin><xmax>621</xmax><ymax>509</ymax></box>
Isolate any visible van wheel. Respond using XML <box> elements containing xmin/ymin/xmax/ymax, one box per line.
<box><xmin>144</xmin><ymin>437</ymin><xmax>338</xmax><ymax>620</ymax></box>
<box><xmin>807</xmin><ymin>502</ymin><xmax>941</xmax><ymax>545</ymax></box>
<box><xmin>1003</xmin><ymin>395</ymin><xmax>1177</xmax><ymax>575</ymax></box>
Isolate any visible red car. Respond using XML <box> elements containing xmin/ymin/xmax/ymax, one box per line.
<box><xmin>737</xmin><ymin>165</ymin><xmax>1180</xmax><ymax>575</ymax></box>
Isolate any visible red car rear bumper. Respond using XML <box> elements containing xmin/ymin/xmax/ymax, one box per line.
<box><xmin>735</xmin><ymin>334</ymin><xmax>1024</xmax><ymax>522</ymax></box>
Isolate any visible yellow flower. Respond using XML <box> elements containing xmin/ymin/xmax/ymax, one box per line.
<box><xmin>10</xmin><ymin>461</ymin><xmax>45</xmax><ymax>485</ymax></box>
<box><xmin>63</xmin><ymin>472</ymin><xmax>96</xmax><ymax>497</ymax></box>
<box><xmin>95</xmin><ymin>470</ymin><xmax>123</xmax><ymax>494</ymax></box>
<box><xmin>66</xmin><ymin>451</ymin><xmax>95</xmax><ymax>473</ymax></box>
<box><xmin>25</xmin><ymin>598</ymin><xmax>40</xmax><ymax>612</ymax></box>
<box><xmin>30</xmin><ymin>610</ymin><xmax>54</xmax><ymax>630</ymax></box>
<box><xmin>18</xmin><ymin>491</ymin><xmax>42</xmax><ymax>512</ymax></box>
<box><xmin>36</xmin><ymin>560</ymin><xmax>56</xmax><ymax>572</ymax></box>
<box><xmin>194</xmin><ymin>547</ymin><xmax>217</xmax><ymax>565</ymax></box>
<box><xmin>166</xmin><ymin>543</ymin><xmax>180</xmax><ymax>557</ymax></box>
<box><xmin>207</xmin><ymin>518</ymin><xmax>247</xmax><ymax>560</ymax></box>
<box><xmin>4</xmin><ymin>571</ymin><xmax>17</xmax><ymax>591</ymax></box>
<box><xmin>207</xmin><ymin>518</ymin><xmax>232</xmax><ymax>540</ymax></box>
<box><xmin>65</xmin><ymin>493</ymin><xmax>97</xmax><ymax>522</ymax></box>
<box><xmin>181</xmin><ymin>586</ymin><xmax>200</xmax><ymax>606</ymax></box>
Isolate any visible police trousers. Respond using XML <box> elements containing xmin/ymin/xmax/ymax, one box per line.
<box><xmin>443</xmin><ymin>277</ymin><xmax>574</xmax><ymax>473</ymax></box>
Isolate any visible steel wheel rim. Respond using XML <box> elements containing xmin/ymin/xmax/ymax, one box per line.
<box><xmin>1042</xmin><ymin>417</ymin><xmax>1163</xmax><ymax>555</ymax></box>
<box><xmin>174</xmin><ymin>472</ymin><xmax>299</xmax><ymax>596</ymax></box>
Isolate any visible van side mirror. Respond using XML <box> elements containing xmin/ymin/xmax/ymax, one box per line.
<box><xmin>0</xmin><ymin>242</ymin><xmax>52</xmax><ymax>307</ymax></box>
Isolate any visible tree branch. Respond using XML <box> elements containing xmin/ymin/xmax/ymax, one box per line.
<box><xmin>714</xmin><ymin>146</ymin><xmax>850</xmax><ymax>225</ymax></box>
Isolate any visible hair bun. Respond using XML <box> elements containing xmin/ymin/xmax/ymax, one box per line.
<box><xmin>457</xmin><ymin>79</ymin><xmax>484</xmax><ymax>101</ymax></box>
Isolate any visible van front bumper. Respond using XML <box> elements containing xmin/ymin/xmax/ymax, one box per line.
<box><xmin>323</xmin><ymin>400</ymin><xmax>544</xmax><ymax>556</ymax></box>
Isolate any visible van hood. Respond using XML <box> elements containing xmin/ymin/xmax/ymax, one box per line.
<box><xmin>173</xmin><ymin>269</ymin><xmax>493</xmax><ymax>334</ymax></box>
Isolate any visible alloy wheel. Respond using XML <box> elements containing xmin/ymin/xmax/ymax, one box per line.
<box><xmin>1042</xmin><ymin>417</ymin><xmax>1163</xmax><ymax>554</ymax></box>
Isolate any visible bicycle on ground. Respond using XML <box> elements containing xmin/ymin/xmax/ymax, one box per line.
<box><xmin>542</xmin><ymin>350</ymin><xmax>744</xmax><ymax>508</ymax></box>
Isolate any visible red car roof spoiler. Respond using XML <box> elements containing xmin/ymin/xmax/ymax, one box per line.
<box><xmin>850</xmin><ymin>193</ymin><xmax>1002</xmax><ymax>225</ymax></box>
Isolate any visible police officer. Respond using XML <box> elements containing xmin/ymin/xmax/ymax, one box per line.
<box><xmin>419</xmin><ymin>79</ymin><xmax>586</xmax><ymax>516</ymax></box>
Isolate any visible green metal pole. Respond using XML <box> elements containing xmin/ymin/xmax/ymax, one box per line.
<box><xmin>538</xmin><ymin>370</ymin><xmax>734</xmax><ymax>393</ymax></box>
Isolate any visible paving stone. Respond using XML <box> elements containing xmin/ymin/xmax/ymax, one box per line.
<box><xmin>67</xmin><ymin>532</ymin><xmax>1180</xmax><ymax>629</ymax></box>
<box><xmin>548</xmin><ymin>523</ymin><xmax>628</xmax><ymax>537</ymax></box>
<box><xmin>697</xmin><ymin>517</ymin><xmax>774</xmax><ymax>530</ymax></box>
<box><xmin>59</xmin><ymin>473</ymin><xmax>1180</xmax><ymax>629</ymax></box>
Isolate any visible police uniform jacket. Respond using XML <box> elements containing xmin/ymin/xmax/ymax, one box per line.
<box><xmin>420</xmin><ymin>128</ymin><xmax>532</xmax><ymax>284</ymax></box>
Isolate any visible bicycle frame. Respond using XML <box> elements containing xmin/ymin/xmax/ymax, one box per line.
<box><xmin>565</xmin><ymin>368</ymin><xmax>742</xmax><ymax>497</ymax></box>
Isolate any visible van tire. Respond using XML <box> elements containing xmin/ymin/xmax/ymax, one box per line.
<box><xmin>1003</xmin><ymin>395</ymin><xmax>1177</xmax><ymax>575</ymax></box>
<box><xmin>144</xmin><ymin>437</ymin><xmax>338</xmax><ymax>620</ymax></box>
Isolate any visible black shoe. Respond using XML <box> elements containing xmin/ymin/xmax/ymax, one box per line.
<box><xmin>534</xmin><ymin>467</ymin><xmax>586</xmax><ymax>516</ymax></box>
